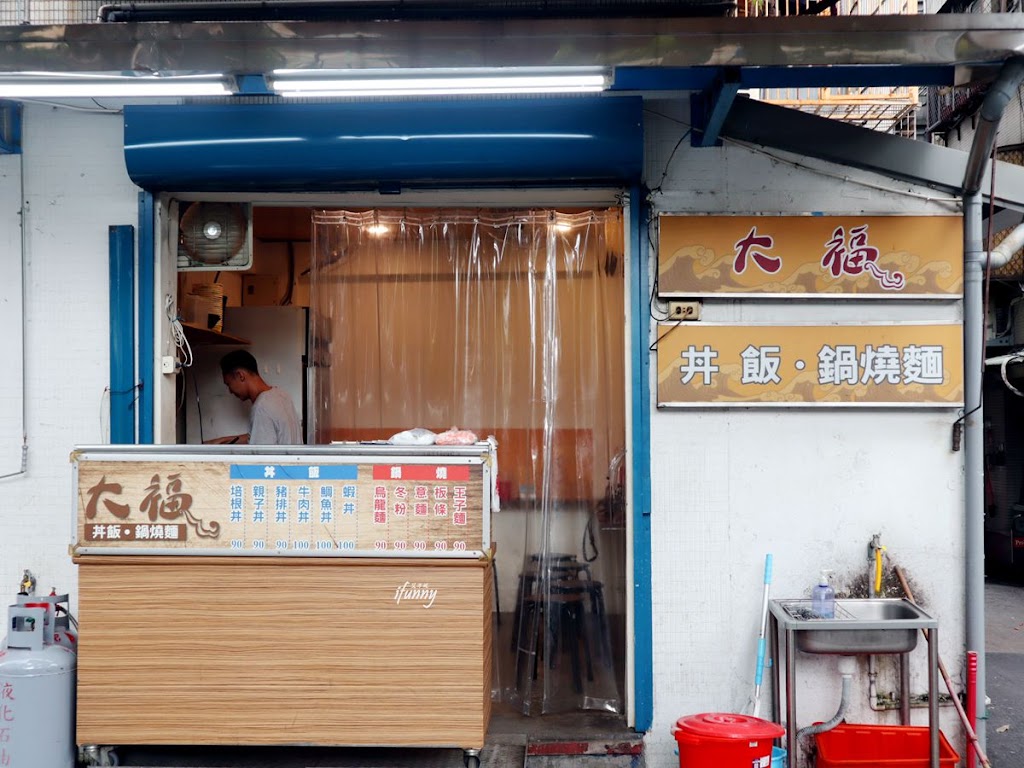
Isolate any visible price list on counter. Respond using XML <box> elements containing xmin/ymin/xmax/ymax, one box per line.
<box><xmin>75</xmin><ymin>453</ymin><xmax>490</xmax><ymax>558</ymax></box>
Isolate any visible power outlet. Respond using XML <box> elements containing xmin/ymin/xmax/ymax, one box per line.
<box><xmin>161</xmin><ymin>356</ymin><xmax>177</xmax><ymax>375</ymax></box>
<box><xmin>667</xmin><ymin>300</ymin><xmax>701</xmax><ymax>321</ymax></box>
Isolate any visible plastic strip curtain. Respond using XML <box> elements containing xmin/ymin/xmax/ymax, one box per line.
<box><xmin>310</xmin><ymin>208</ymin><xmax>625</xmax><ymax>715</ymax></box>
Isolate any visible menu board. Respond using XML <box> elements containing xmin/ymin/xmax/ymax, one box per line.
<box><xmin>657</xmin><ymin>323</ymin><xmax>963</xmax><ymax>407</ymax></box>
<box><xmin>73</xmin><ymin>447</ymin><xmax>493</xmax><ymax>558</ymax></box>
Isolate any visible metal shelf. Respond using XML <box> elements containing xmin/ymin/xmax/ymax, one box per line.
<box><xmin>181</xmin><ymin>322</ymin><xmax>250</xmax><ymax>346</ymax></box>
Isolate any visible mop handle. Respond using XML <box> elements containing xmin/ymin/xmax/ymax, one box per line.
<box><xmin>753</xmin><ymin>554</ymin><xmax>774</xmax><ymax>687</ymax></box>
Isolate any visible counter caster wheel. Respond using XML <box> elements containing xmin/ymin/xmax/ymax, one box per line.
<box><xmin>463</xmin><ymin>749</ymin><xmax>481</xmax><ymax>768</ymax></box>
<box><xmin>80</xmin><ymin>746</ymin><xmax>119</xmax><ymax>766</ymax></box>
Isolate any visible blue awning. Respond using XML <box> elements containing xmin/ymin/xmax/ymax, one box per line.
<box><xmin>124</xmin><ymin>97</ymin><xmax>644</xmax><ymax>192</ymax></box>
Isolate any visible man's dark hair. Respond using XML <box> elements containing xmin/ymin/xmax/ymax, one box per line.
<box><xmin>220</xmin><ymin>349</ymin><xmax>259</xmax><ymax>376</ymax></box>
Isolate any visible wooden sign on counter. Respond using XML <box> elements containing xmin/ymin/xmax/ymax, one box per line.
<box><xmin>73</xmin><ymin>445</ymin><xmax>493</xmax><ymax>558</ymax></box>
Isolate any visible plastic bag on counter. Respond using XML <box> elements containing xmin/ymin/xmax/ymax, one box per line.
<box><xmin>435</xmin><ymin>427</ymin><xmax>478</xmax><ymax>445</ymax></box>
<box><xmin>388</xmin><ymin>428</ymin><xmax>438</xmax><ymax>445</ymax></box>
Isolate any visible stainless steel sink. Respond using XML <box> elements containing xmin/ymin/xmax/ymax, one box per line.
<box><xmin>770</xmin><ymin>598</ymin><xmax>936</xmax><ymax>655</ymax></box>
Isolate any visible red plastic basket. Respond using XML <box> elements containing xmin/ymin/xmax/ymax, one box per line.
<box><xmin>815</xmin><ymin>724</ymin><xmax>960</xmax><ymax>768</ymax></box>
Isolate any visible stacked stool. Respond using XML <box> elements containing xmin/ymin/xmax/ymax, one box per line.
<box><xmin>512</xmin><ymin>552</ymin><xmax>609</xmax><ymax>695</ymax></box>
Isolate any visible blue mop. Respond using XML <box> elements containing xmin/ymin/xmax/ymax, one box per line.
<box><xmin>752</xmin><ymin>553</ymin><xmax>773</xmax><ymax>718</ymax></box>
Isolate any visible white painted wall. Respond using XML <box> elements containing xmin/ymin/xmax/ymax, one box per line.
<box><xmin>0</xmin><ymin>99</ymin><xmax>970</xmax><ymax>766</ymax></box>
<box><xmin>0</xmin><ymin>154</ymin><xmax>23</xmax><ymax>479</ymax></box>
<box><xmin>642</xmin><ymin>99</ymin><xmax>966</xmax><ymax>766</ymax></box>
<box><xmin>0</xmin><ymin>103</ymin><xmax>137</xmax><ymax>609</ymax></box>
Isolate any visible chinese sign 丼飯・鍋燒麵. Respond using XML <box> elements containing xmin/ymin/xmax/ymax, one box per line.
<box><xmin>75</xmin><ymin>458</ymin><xmax>486</xmax><ymax>556</ymax></box>
<box><xmin>656</xmin><ymin>324</ymin><xmax>964</xmax><ymax>407</ymax></box>
<box><xmin>657</xmin><ymin>215</ymin><xmax>962</xmax><ymax>298</ymax></box>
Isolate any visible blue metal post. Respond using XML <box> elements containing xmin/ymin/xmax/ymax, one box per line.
<box><xmin>109</xmin><ymin>225</ymin><xmax>136</xmax><ymax>444</ymax></box>
<box><xmin>137</xmin><ymin>191</ymin><xmax>155</xmax><ymax>444</ymax></box>
<box><xmin>0</xmin><ymin>100</ymin><xmax>22</xmax><ymax>154</ymax></box>
<box><xmin>630</xmin><ymin>187</ymin><xmax>653</xmax><ymax>732</ymax></box>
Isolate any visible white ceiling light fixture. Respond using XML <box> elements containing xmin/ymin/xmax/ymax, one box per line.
<box><xmin>0</xmin><ymin>72</ymin><xmax>235</xmax><ymax>98</ymax></box>
<box><xmin>269</xmin><ymin>67</ymin><xmax>610</xmax><ymax>98</ymax></box>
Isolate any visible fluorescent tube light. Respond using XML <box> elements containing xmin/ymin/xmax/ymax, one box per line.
<box><xmin>0</xmin><ymin>74</ymin><xmax>233</xmax><ymax>98</ymax></box>
<box><xmin>269</xmin><ymin>67</ymin><xmax>609</xmax><ymax>97</ymax></box>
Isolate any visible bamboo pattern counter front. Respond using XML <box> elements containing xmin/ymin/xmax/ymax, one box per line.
<box><xmin>71</xmin><ymin>445</ymin><xmax>496</xmax><ymax>750</ymax></box>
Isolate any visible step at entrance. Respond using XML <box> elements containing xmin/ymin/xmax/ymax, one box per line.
<box><xmin>525</xmin><ymin>737</ymin><xmax>644</xmax><ymax>768</ymax></box>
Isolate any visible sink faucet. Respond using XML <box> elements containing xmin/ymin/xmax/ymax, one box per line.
<box><xmin>868</xmin><ymin>534</ymin><xmax>884</xmax><ymax>597</ymax></box>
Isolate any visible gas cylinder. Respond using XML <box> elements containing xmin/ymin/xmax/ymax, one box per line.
<box><xmin>0</xmin><ymin>604</ymin><xmax>76</xmax><ymax>768</ymax></box>
<box><xmin>3</xmin><ymin>594</ymin><xmax>78</xmax><ymax>652</ymax></box>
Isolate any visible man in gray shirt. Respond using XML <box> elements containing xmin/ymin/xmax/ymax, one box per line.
<box><xmin>208</xmin><ymin>349</ymin><xmax>302</xmax><ymax>445</ymax></box>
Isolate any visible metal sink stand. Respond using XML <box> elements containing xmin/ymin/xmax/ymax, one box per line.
<box><xmin>768</xmin><ymin>600</ymin><xmax>940</xmax><ymax>768</ymax></box>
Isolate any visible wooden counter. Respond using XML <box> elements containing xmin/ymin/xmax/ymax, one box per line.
<box><xmin>75</xmin><ymin>555</ymin><xmax>492</xmax><ymax>748</ymax></box>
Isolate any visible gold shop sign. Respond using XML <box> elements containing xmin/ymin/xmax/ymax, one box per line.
<box><xmin>658</xmin><ymin>215</ymin><xmax>963</xmax><ymax>298</ymax></box>
<box><xmin>656</xmin><ymin>324</ymin><xmax>964</xmax><ymax>407</ymax></box>
<box><xmin>73</xmin><ymin>449</ymin><xmax>491</xmax><ymax>557</ymax></box>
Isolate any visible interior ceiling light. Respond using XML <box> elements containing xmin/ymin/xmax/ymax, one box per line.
<box><xmin>365</xmin><ymin>224</ymin><xmax>390</xmax><ymax>236</ymax></box>
<box><xmin>0</xmin><ymin>73</ymin><xmax>234</xmax><ymax>98</ymax></box>
<box><xmin>269</xmin><ymin>67</ymin><xmax>609</xmax><ymax>97</ymax></box>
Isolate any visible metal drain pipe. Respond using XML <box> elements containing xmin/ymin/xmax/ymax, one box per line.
<box><xmin>962</xmin><ymin>54</ymin><xmax>1024</xmax><ymax>754</ymax></box>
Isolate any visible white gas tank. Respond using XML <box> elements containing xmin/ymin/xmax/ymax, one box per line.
<box><xmin>0</xmin><ymin>605</ymin><xmax>76</xmax><ymax>768</ymax></box>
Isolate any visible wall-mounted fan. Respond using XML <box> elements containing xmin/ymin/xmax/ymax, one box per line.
<box><xmin>177</xmin><ymin>202</ymin><xmax>253</xmax><ymax>271</ymax></box>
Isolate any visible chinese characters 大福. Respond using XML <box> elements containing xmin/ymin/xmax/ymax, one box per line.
<box><xmin>728</xmin><ymin>222</ymin><xmax>906</xmax><ymax>291</ymax></box>
<box><xmin>83</xmin><ymin>473</ymin><xmax>220</xmax><ymax>539</ymax></box>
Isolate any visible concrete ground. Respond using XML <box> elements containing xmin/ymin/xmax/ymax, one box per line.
<box><xmin>108</xmin><ymin>706</ymin><xmax>636</xmax><ymax>768</ymax></box>
<box><xmin>985</xmin><ymin>580</ymin><xmax>1024</xmax><ymax>768</ymax></box>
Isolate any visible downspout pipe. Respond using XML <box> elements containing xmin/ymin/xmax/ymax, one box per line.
<box><xmin>961</xmin><ymin>54</ymin><xmax>1024</xmax><ymax>754</ymax></box>
<box><xmin>964</xmin><ymin>56</ymin><xmax>1024</xmax><ymax>196</ymax></box>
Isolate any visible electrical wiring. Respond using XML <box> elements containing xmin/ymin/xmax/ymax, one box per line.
<box><xmin>192</xmin><ymin>370</ymin><xmax>205</xmax><ymax>443</ymax></box>
<box><xmin>101</xmin><ymin>383</ymin><xmax>142</xmax><ymax>441</ymax></box>
<box><xmin>645</xmin><ymin>211</ymin><xmax>671</xmax><ymax>323</ymax></box>
<box><xmin>19</xmin><ymin>98</ymin><xmax>122</xmax><ymax>114</ymax></box>
<box><xmin>649</xmin><ymin>128</ymin><xmax>692</xmax><ymax>196</ymax></box>
<box><xmin>649</xmin><ymin>318</ymin><xmax>683</xmax><ymax>352</ymax></box>
<box><xmin>165</xmin><ymin>294</ymin><xmax>193</xmax><ymax>369</ymax></box>
<box><xmin>720</xmin><ymin>136</ymin><xmax>961</xmax><ymax>206</ymax></box>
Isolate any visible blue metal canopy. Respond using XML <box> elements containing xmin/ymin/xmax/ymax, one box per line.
<box><xmin>124</xmin><ymin>97</ymin><xmax>644</xmax><ymax>191</ymax></box>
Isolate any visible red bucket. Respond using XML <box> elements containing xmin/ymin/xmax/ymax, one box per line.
<box><xmin>673</xmin><ymin>713</ymin><xmax>785</xmax><ymax>768</ymax></box>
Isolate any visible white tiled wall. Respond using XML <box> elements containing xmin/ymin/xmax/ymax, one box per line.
<box><xmin>0</xmin><ymin>103</ymin><xmax>137</xmax><ymax>610</ymax></box>
<box><xmin>0</xmin><ymin>154</ymin><xmax>23</xmax><ymax>479</ymax></box>
<box><xmin>642</xmin><ymin>99</ymin><xmax>965</xmax><ymax>766</ymax></box>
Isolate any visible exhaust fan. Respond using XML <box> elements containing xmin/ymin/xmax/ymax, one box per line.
<box><xmin>177</xmin><ymin>202</ymin><xmax>253</xmax><ymax>271</ymax></box>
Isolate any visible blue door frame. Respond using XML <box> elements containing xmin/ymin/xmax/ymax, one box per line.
<box><xmin>137</xmin><ymin>191</ymin><xmax>155</xmax><ymax>444</ymax></box>
<box><xmin>629</xmin><ymin>188</ymin><xmax>654</xmax><ymax>732</ymax></box>
<box><xmin>108</xmin><ymin>225</ymin><xmax>136</xmax><ymax>444</ymax></box>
